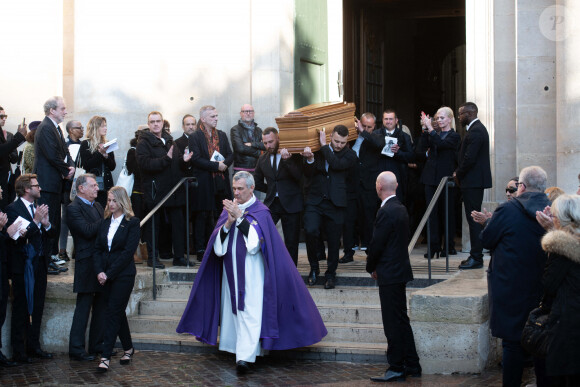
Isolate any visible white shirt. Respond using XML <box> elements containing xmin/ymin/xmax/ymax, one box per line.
<box><xmin>107</xmin><ymin>214</ymin><xmax>125</xmax><ymax>250</ymax></box>
<box><xmin>466</xmin><ymin>118</ymin><xmax>480</xmax><ymax>131</ymax></box>
<box><xmin>380</xmin><ymin>194</ymin><xmax>396</xmax><ymax>208</ymax></box>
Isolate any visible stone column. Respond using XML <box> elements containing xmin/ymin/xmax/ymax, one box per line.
<box><xmin>556</xmin><ymin>1</ymin><xmax>580</xmax><ymax>193</ymax></box>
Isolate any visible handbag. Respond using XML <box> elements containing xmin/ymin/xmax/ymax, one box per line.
<box><xmin>95</xmin><ymin>162</ymin><xmax>105</xmax><ymax>191</ymax></box>
<box><xmin>70</xmin><ymin>154</ymin><xmax>86</xmax><ymax>201</ymax></box>
<box><xmin>521</xmin><ymin>306</ymin><xmax>554</xmax><ymax>358</ymax></box>
<box><xmin>115</xmin><ymin>155</ymin><xmax>134</xmax><ymax>195</ymax></box>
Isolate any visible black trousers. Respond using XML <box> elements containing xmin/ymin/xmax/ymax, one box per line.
<box><xmin>425</xmin><ymin>185</ymin><xmax>456</xmax><ymax>251</ymax></box>
<box><xmin>342</xmin><ymin>197</ymin><xmax>358</xmax><ymax>253</ymax></box>
<box><xmin>11</xmin><ymin>262</ymin><xmax>48</xmax><ymax>357</ymax></box>
<box><xmin>378</xmin><ymin>283</ymin><xmax>420</xmax><ymax>372</ymax></box>
<box><xmin>0</xmin><ymin>261</ymin><xmax>8</xmax><ymax>349</ymax></box>
<box><xmin>39</xmin><ymin>191</ymin><xmax>61</xmax><ymax>256</ymax></box>
<box><xmin>143</xmin><ymin>205</ymin><xmax>185</xmax><ymax>259</ymax></box>
<box><xmin>269</xmin><ymin>198</ymin><xmax>301</xmax><ymax>266</ymax></box>
<box><xmin>69</xmin><ymin>291</ymin><xmax>106</xmax><ymax>355</ymax></box>
<box><xmin>461</xmin><ymin>187</ymin><xmax>484</xmax><ymax>260</ymax></box>
<box><xmin>191</xmin><ymin>210</ymin><xmax>214</xmax><ymax>252</ymax></box>
<box><xmin>101</xmin><ymin>275</ymin><xmax>135</xmax><ymax>359</ymax></box>
<box><xmin>304</xmin><ymin>200</ymin><xmax>344</xmax><ymax>279</ymax></box>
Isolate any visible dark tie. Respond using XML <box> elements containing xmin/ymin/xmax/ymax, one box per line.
<box><xmin>29</xmin><ymin>204</ymin><xmax>35</xmax><ymax>219</ymax></box>
<box><xmin>272</xmin><ymin>154</ymin><xmax>278</xmax><ymax>176</ymax></box>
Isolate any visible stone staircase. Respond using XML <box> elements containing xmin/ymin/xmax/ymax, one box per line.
<box><xmin>128</xmin><ymin>281</ymin><xmax>390</xmax><ymax>362</ymax></box>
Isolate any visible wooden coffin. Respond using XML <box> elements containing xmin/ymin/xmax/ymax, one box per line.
<box><xmin>275</xmin><ymin>101</ymin><xmax>357</xmax><ymax>152</ymax></box>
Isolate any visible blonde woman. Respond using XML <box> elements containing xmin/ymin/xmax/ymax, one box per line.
<box><xmin>80</xmin><ymin>116</ymin><xmax>116</xmax><ymax>207</ymax></box>
<box><xmin>94</xmin><ymin>186</ymin><xmax>140</xmax><ymax>373</ymax></box>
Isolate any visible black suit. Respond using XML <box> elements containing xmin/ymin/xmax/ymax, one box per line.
<box><xmin>66</xmin><ymin>197</ymin><xmax>105</xmax><ymax>356</ymax></box>
<box><xmin>0</xmin><ymin>130</ymin><xmax>24</xmax><ymax>208</ymax></box>
<box><xmin>189</xmin><ymin>128</ymin><xmax>233</xmax><ymax>217</ymax></box>
<box><xmin>417</xmin><ymin>129</ymin><xmax>461</xmax><ymax>252</ymax></box>
<box><xmin>254</xmin><ymin>152</ymin><xmax>303</xmax><ymax>265</ymax></box>
<box><xmin>93</xmin><ymin>215</ymin><xmax>140</xmax><ymax>359</ymax></box>
<box><xmin>6</xmin><ymin>198</ymin><xmax>56</xmax><ymax>358</ymax></box>
<box><xmin>303</xmin><ymin>145</ymin><xmax>356</xmax><ymax>279</ymax></box>
<box><xmin>34</xmin><ymin>116</ymin><xmax>74</xmax><ymax>255</ymax></box>
<box><xmin>455</xmin><ymin>119</ymin><xmax>492</xmax><ymax>261</ymax></box>
<box><xmin>0</xmin><ymin>222</ymin><xmax>11</xmax><ymax>352</ymax></box>
<box><xmin>366</xmin><ymin>196</ymin><xmax>419</xmax><ymax>373</ymax></box>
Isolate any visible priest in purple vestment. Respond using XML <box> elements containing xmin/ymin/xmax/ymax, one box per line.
<box><xmin>176</xmin><ymin>171</ymin><xmax>327</xmax><ymax>374</ymax></box>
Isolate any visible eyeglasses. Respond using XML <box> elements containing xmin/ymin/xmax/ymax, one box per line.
<box><xmin>505</xmin><ymin>187</ymin><xmax>517</xmax><ymax>194</ymax></box>
<box><xmin>241</xmin><ymin>110</ymin><xmax>254</xmax><ymax>114</ymax></box>
<box><xmin>30</xmin><ymin>184</ymin><xmax>40</xmax><ymax>188</ymax></box>
<box><xmin>0</xmin><ymin>115</ymin><xmax>7</xmax><ymax>119</ymax></box>
<box><xmin>516</xmin><ymin>182</ymin><xmax>526</xmax><ymax>189</ymax></box>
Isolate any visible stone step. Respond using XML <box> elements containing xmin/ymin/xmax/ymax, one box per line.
<box><xmin>139</xmin><ymin>298</ymin><xmax>383</xmax><ymax>324</ymax></box>
<box><xmin>155</xmin><ymin>283</ymin><xmax>382</xmax><ymax>306</ymax></box>
<box><xmin>128</xmin><ymin>315</ymin><xmax>386</xmax><ymax>343</ymax></box>
<box><xmin>130</xmin><ymin>332</ymin><xmax>387</xmax><ymax>363</ymax></box>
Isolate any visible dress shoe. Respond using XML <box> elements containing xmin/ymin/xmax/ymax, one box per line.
<box><xmin>51</xmin><ymin>254</ymin><xmax>66</xmax><ymax>265</ymax></box>
<box><xmin>405</xmin><ymin>365</ymin><xmax>422</xmax><ymax>377</ymax></box>
<box><xmin>236</xmin><ymin>360</ymin><xmax>250</xmax><ymax>374</ymax></box>
<box><xmin>458</xmin><ymin>257</ymin><xmax>483</xmax><ymax>270</ymax></box>
<box><xmin>28</xmin><ymin>348</ymin><xmax>54</xmax><ymax>359</ymax></box>
<box><xmin>307</xmin><ymin>270</ymin><xmax>319</xmax><ymax>286</ymax></box>
<box><xmin>0</xmin><ymin>352</ymin><xmax>18</xmax><ymax>367</ymax></box>
<box><xmin>324</xmin><ymin>278</ymin><xmax>335</xmax><ymax>289</ymax></box>
<box><xmin>440</xmin><ymin>248</ymin><xmax>457</xmax><ymax>257</ymax></box>
<box><xmin>49</xmin><ymin>262</ymin><xmax>68</xmax><ymax>272</ymax></box>
<box><xmin>147</xmin><ymin>260</ymin><xmax>165</xmax><ymax>269</ymax></box>
<box><xmin>48</xmin><ymin>268</ymin><xmax>60</xmax><ymax>275</ymax></box>
<box><xmin>13</xmin><ymin>355</ymin><xmax>37</xmax><ymax>364</ymax></box>
<box><xmin>173</xmin><ymin>257</ymin><xmax>195</xmax><ymax>267</ymax></box>
<box><xmin>423</xmin><ymin>250</ymin><xmax>440</xmax><ymax>259</ymax></box>
<box><xmin>339</xmin><ymin>253</ymin><xmax>354</xmax><ymax>264</ymax></box>
<box><xmin>59</xmin><ymin>251</ymin><xmax>71</xmax><ymax>261</ymax></box>
<box><xmin>69</xmin><ymin>352</ymin><xmax>95</xmax><ymax>361</ymax></box>
<box><xmin>370</xmin><ymin>369</ymin><xmax>405</xmax><ymax>382</ymax></box>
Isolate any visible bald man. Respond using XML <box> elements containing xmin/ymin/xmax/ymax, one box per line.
<box><xmin>367</xmin><ymin>172</ymin><xmax>421</xmax><ymax>382</ymax></box>
<box><xmin>230</xmin><ymin>104</ymin><xmax>265</xmax><ymax>173</ymax></box>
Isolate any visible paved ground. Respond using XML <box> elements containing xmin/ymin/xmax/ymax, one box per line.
<box><xmin>0</xmin><ymin>350</ymin><xmax>537</xmax><ymax>386</ymax></box>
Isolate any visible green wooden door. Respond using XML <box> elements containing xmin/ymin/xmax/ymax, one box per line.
<box><xmin>294</xmin><ymin>0</ymin><xmax>328</xmax><ymax>109</ymax></box>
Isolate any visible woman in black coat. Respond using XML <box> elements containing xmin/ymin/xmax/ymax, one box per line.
<box><xmin>541</xmin><ymin>194</ymin><xmax>580</xmax><ymax>385</ymax></box>
<box><xmin>416</xmin><ymin>107</ymin><xmax>460</xmax><ymax>257</ymax></box>
<box><xmin>80</xmin><ymin>116</ymin><xmax>116</xmax><ymax>208</ymax></box>
<box><xmin>94</xmin><ymin>186</ymin><xmax>140</xmax><ymax>372</ymax></box>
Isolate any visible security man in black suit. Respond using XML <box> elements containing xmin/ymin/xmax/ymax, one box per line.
<box><xmin>454</xmin><ymin>102</ymin><xmax>492</xmax><ymax>269</ymax></box>
<box><xmin>66</xmin><ymin>174</ymin><xmax>105</xmax><ymax>361</ymax></box>
<box><xmin>367</xmin><ymin>171</ymin><xmax>421</xmax><ymax>383</ymax></box>
<box><xmin>302</xmin><ymin>125</ymin><xmax>356</xmax><ymax>289</ymax></box>
<box><xmin>253</xmin><ymin>127</ymin><xmax>303</xmax><ymax>265</ymax></box>
<box><xmin>6</xmin><ymin>174</ymin><xmax>56</xmax><ymax>363</ymax></box>
<box><xmin>33</xmin><ymin>97</ymin><xmax>75</xmax><ymax>257</ymax></box>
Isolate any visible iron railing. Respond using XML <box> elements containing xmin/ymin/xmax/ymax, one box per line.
<box><xmin>408</xmin><ymin>176</ymin><xmax>455</xmax><ymax>281</ymax></box>
<box><xmin>140</xmin><ymin>177</ymin><xmax>198</xmax><ymax>300</ymax></box>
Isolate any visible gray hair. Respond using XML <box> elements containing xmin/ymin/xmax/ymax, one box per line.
<box><xmin>43</xmin><ymin>96</ymin><xmax>64</xmax><ymax>116</ymax></box>
<box><xmin>199</xmin><ymin>105</ymin><xmax>216</xmax><ymax>120</ymax></box>
<box><xmin>552</xmin><ymin>194</ymin><xmax>580</xmax><ymax>235</ymax></box>
<box><xmin>360</xmin><ymin>112</ymin><xmax>376</xmax><ymax>123</ymax></box>
<box><xmin>519</xmin><ymin>166</ymin><xmax>548</xmax><ymax>192</ymax></box>
<box><xmin>233</xmin><ymin>171</ymin><xmax>255</xmax><ymax>189</ymax></box>
<box><xmin>75</xmin><ymin>173</ymin><xmax>97</xmax><ymax>191</ymax></box>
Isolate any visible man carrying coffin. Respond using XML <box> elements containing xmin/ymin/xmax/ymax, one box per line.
<box><xmin>176</xmin><ymin>171</ymin><xmax>327</xmax><ymax>374</ymax></box>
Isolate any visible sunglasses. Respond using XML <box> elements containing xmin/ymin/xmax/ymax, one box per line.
<box><xmin>505</xmin><ymin>187</ymin><xmax>517</xmax><ymax>194</ymax></box>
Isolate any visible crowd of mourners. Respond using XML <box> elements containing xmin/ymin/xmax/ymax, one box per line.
<box><xmin>0</xmin><ymin>96</ymin><xmax>579</xmax><ymax>385</ymax></box>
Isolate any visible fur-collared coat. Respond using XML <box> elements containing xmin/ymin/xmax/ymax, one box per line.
<box><xmin>542</xmin><ymin>229</ymin><xmax>580</xmax><ymax>376</ymax></box>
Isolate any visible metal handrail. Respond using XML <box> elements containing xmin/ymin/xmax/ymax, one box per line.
<box><xmin>408</xmin><ymin>176</ymin><xmax>455</xmax><ymax>280</ymax></box>
<box><xmin>140</xmin><ymin>176</ymin><xmax>198</xmax><ymax>300</ymax></box>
